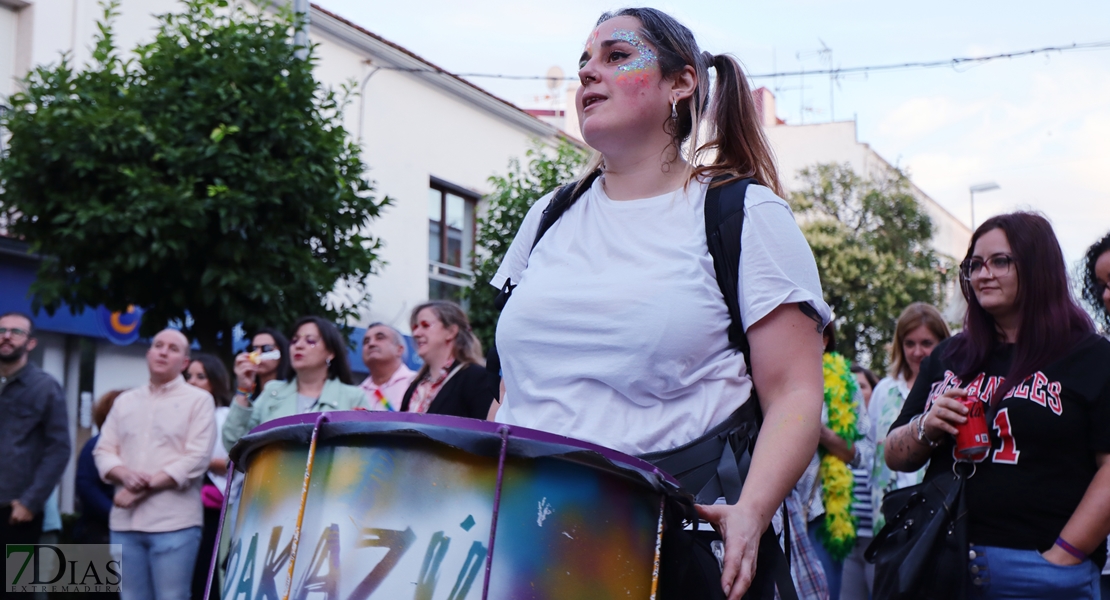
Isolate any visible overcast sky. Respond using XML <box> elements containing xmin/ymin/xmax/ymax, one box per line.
<box><xmin>315</xmin><ymin>0</ymin><xmax>1110</xmax><ymax>268</ymax></box>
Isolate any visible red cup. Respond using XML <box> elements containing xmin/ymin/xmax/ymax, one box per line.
<box><xmin>955</xmin><ymin>395</ymin><xmax>990</xmax><ymax>460</ymax></box>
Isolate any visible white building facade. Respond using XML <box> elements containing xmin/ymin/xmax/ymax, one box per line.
<box><xmin>0</xmin><ymin>0</ymin><xmax>575</xmax><ymax>512</ymax></box>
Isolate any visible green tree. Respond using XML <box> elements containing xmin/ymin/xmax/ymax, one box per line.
<box><xmin>465</xmin><ymin>140</ymin><xmax>588</xmax><ymax>350</ymax></box>
<box><xmin>0</xmin><ymin>0</ymin><xmax>389</xmax><ymax>362</ymax></box>
<box><xmin>789</xmin><ymin>163</ymin><xmax>952</xmax><ymax>371</ymax></box>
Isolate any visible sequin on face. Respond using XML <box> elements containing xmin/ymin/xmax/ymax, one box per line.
<box><xmin>611</xmin><ymin>29</ymin><xmax>658</xmax><ymax>86</ymax></box>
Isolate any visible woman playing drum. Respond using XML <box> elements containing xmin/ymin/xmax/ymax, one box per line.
<box><xmin>490</xmin><ymin>8</ymin><xmax>830</xmax><ymax>599</ymax></box>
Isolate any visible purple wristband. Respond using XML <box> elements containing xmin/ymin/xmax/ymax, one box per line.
<box><xmin>1055</xmin><ymin>537</ymin><xmax>1087</xmax><ymax>561</ymax></box>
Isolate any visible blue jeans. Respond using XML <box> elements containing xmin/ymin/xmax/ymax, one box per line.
<box><xmin>968</xmin><ymin>544</ymin><xmax>1100</xmax><ymax>600</ymax></box>
<box><xmin>111</xmin><ymin>527</ymin><xmax>202</xmax><ymax>600</ymax></box>
<box><xmin>808</xmin><ymin>516</ymin><xmax>844</xmax><ymax>600</ymax></box>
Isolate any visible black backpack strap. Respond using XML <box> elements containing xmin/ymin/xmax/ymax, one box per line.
<box><xmin>531</xmin><ymin>169</ymin><xmax>601</xmax><ymax>252</ymax></box>
<box><xmin>703</xmin><ymin>176</ymin><xmax>799</xmax><ymax>600</ymax></box>
<box><xmin>492</xmin><ymin>169</ymin><xmax>601</xmax><ymax>312</ymax></box>
<box><xmin>704</xmin><ymin>175</ymin><xmax>756</xmax><ymax>368</ymax></box>
<box><xmin>641</xmin><ymin>400</ymin><xmax>798</xmax><ymax>600</ymax></box>
<box><xmin>640</xmin><ymin>400</ymin><xmax>761</xmax><ymax>506</ymax></box>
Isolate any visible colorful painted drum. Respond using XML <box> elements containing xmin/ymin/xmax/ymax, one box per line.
<box><xmin>212</xmin><ymin>412</ymin><xmax>690</xmax><ymax>600</ymax></box>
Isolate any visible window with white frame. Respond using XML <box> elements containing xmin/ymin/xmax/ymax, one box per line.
<box><xmin>427</xmin><ymin>178</ymin><xmax>477</xmax><ymax>302</ymax></box>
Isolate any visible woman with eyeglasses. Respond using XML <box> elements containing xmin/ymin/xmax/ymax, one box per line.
<box><xmin>884</xmin><ymin>212</ymin><xmax>1110</xmax><ymax>598</ymax></box>
<box><xmin>232</xmin><ymin>328</ymin><xmax>292</xmax><ymax>403</ymax></box>
<box><xmin>400</xmin><ymin>301</ymin><xmax>494</xmax><ymax>419</ymax></box>
<box><xmin>222</xmin><ymin>316</ymin><xmax>368</xmax><ymax>450</ymax></box>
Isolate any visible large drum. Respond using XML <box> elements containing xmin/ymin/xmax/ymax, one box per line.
<box><xmin>212</xmin><ymin>412</ymin><xmax>690</xmax><ymax>600</ymax></box>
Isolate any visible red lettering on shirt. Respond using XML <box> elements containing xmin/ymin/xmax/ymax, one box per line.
<box><xmin>1029</xmin><ymin>372</ymin><xmax>1048</xmax><ymax>408</ymax></box>
<box><xmin>965</xmin><ymin>373</ymin><xmax>985</xmax><ymax>398</ymax></box>
<box><xmin>979</xmin><ymin>376</ymin><xmax>1003</xmax><ymax>404</ymax></box>
<box><xmin>928</xmin><ymin>371</ymin><xmax>963</xmax><ymax>410</ymax></box>
<box><xmin>1010</xmin><ymin>376</ymin><xmax>1031</xmax><ymax>400</ymax></box>
<box><xmin>1047</xmin><ymin>381</ymin><xmax>1063</xmax><ymax>415</ymax></box>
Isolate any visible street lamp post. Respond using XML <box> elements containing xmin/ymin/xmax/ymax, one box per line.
<box><xmin>293</xmin><ymin>0</ymin><xmax>310</xmax><ymax>61</ymax></box>
<box><xmin>969</xmin><ymin>182</ymin><xmax>1000</xmax><ymax>229</ymax></box>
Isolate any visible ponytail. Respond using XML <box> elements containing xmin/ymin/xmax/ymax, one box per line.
<box><xmin>694</xmin><ymin>54</ymin><xmax>783</xmax><ymax>197</ymax></box>
<box><xmin>593</xmin><ymin>9</ymin><xmax>782</xmax><ymax>197</ymax></box>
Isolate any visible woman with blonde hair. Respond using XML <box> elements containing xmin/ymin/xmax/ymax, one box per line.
<box><xmin>400</xmin><ymin>300</ymin><xmax>494</xmax><ymax>419</ymax></box>
<box><xmin>868</xmin><ymin>302</ymin><xmax>950</xmax><ymax>530</ymax></box>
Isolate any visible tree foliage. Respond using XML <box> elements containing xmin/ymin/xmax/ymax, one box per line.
<box><xmin>790</xmin><ymin>163</ymin><xmax>952</xmax><ymax>371</ymax></box>
<box><xmin>465</xmin><ymin>140</ymin><xmax>588</xmax><ymax>350</ymax></box>
<box><xmin>0</xmin><ymin>0</ymin><xmax>389</xmax><ymax>361</ymax></box>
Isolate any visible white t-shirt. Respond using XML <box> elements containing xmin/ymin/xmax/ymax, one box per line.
<box><xmin>207</xmin><ymin>405</ymin><xmax>230</xmax><ymax>487</ymax></box>
<box><xmin>491</xmin><ymin>177</ymin><xmax>830</xmax><ymax>455</ymax></box>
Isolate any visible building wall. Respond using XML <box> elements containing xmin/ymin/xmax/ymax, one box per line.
<box><xmin>764</xmin><ymin>120</ymin><xmax>971</xmax><ymax>320</ymax></box>
<box><xmin>310</xmin><ymin>33</ymin><xmax>551</xmax><ymax>329</ymax></box>
<box><xmin>92</xmin><ymin>342</ymin><xmax>149</xmax><ymax>401</ymax></box>
<box><xmin>6</xmin><ymin>0</ymin><xmax>562</xmax><ymax>333</ymax></box>
<box><xmin>1</xmin><ymin>1</ymin><xmax>567</xmax><ymax>515</ymax></box>
<box><xmin>0</xmin><ymin>3</ymin><xmax>18</xmax><ymax>101</ymax></box>
<box><xmin>765</xmin><ymin>120</ymin><xmax>971</xmax><ymax>261</ymax></box>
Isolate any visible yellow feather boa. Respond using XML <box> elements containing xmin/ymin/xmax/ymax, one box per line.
<box><xmin>817</xmin><ymin>352</ymin><xmax>861</xmax><ymax>561</ymax></box>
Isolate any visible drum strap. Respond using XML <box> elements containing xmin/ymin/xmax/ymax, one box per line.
<box><xmin>640</xmin><ymin>401</ymin><xmax>799</xmax><ymax>600</ymax></box>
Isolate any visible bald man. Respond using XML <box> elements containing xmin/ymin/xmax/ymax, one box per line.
<box><xmin>94</xmin><ymin>329</ymin><xmax>215</xmax><ymax>600</ymax></box>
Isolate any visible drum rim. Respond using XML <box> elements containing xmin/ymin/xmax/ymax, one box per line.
<box><xmin>230</xmin><ymin>410</ymin><xmax>683</xmax><ymax>491</ymax></box>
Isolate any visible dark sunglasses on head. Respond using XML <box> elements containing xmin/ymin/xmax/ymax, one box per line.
<box><xmin>246</xmin><ymin>344</ymin><xmax>277</xmax><ymax>353</ymax></box>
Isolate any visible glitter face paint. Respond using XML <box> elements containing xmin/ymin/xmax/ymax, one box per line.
<box><xmin>612</xmin><ymin>29</ymin><xmax>658</xmax><ymax>86</ymax></box>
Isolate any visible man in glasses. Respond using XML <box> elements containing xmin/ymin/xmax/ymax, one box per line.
<box><xmin>358</xmin><ymin>323</ymin><xmax>416</xmax><ymax>411</ymax></box>
<box><xmin>0</xmin><ymin>312</ymin><xmax>70</xmax><ymax>567</ymax></box>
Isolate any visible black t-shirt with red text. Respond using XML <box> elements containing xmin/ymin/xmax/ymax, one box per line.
<box><xmin>892</xmin><ymin>334</ymin><xmax>1110</xmax><ymax>566</ymax></box>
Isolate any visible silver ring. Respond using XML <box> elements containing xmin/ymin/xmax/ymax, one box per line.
<box><xmin>953</xmin><ymin>460</ymin><xmax>976</xmax><ymax>479</ymax></box>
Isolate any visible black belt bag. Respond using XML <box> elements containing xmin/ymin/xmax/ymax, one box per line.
<box><xmin>639</xmin><ymin>401</ymin><xmax>798</xmax><ymax>600</ymax></box>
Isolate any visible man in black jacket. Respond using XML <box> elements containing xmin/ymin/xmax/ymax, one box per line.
<box><xmin>0</xmin><ymin>312</ymin><xmax>70</xmax><ymax>557</ymax></box>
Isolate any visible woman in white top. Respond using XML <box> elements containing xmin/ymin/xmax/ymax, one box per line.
<box><xmin>868</xmin><ymin>302</ymin><xmax>949</xmax><ymax>531</ymax></box>
<box><xmin>183</xmin><ymin>352</ymin><xmax>232</xmax><ymax>600</ymax></box>
<box><xmin>491</xmin><ymin>8</ymin><xmax>830</xmax><ymax>599</ymax></box>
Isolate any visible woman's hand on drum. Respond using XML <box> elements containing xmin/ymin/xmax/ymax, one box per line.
<box><xmin>922</xmin><ymin>387</ymin><xmax>970</xmax><ymax>440</ymax></box>
<box><xmin>695</xmin><ymin>502</ymin><xmax>763</xmax><ymax>600</ymax></box>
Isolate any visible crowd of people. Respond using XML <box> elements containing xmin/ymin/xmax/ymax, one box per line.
<box><xmin>0</xmin><ymin>300</ymin><xmax>497</xmax><ymax>600</ymax></box>
<box><xmin>3</xmin><ymin>6</ymin><xmax>1110</xmax><ymax>600</ymax></box>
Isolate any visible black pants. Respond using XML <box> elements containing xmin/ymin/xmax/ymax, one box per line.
<box><xmin>191</xmin><ymin>504</ymin><xmax>222</xmax><ymax>600</ymax></box>
<box><xmin>0</xmin><ymin>505</ymin><xmax>44</xmax><ymax>599</ymax></box>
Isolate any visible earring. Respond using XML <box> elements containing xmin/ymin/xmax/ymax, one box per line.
<box><xmin>671</xmin><ymin>98</ymin><xmax>678</xmax><ymax>121</ymax></box>
<box><xmin>326</xmin><ymin>357</ymin><xmax>332</xmax><ymax>367</ymax></box>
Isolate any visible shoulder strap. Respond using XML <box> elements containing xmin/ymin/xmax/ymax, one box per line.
<box><xmin>704</xmin><ymin>175</ymin><xmax>757</xmax><ymax>367</ymax></box>
<box><xmin>493</xmin><ymin>169</ymin><xmax>601</xmax><ymax>310</ymax></box>
<box><xmin>531</xmin><ymin>170</ymin><xmax>600</xmax><ymax>252</ymax></box>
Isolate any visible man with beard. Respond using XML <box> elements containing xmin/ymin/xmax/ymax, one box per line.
<box><xmin>0</xmin><ymin>312</ymin><xmax>70</xmax><ymax>563</ymax></box>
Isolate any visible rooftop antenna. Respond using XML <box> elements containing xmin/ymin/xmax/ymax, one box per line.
<box><xmin>818</xmin><ymin>39</ymin><xmax>834</xmax><ymax>121</ymax></box>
